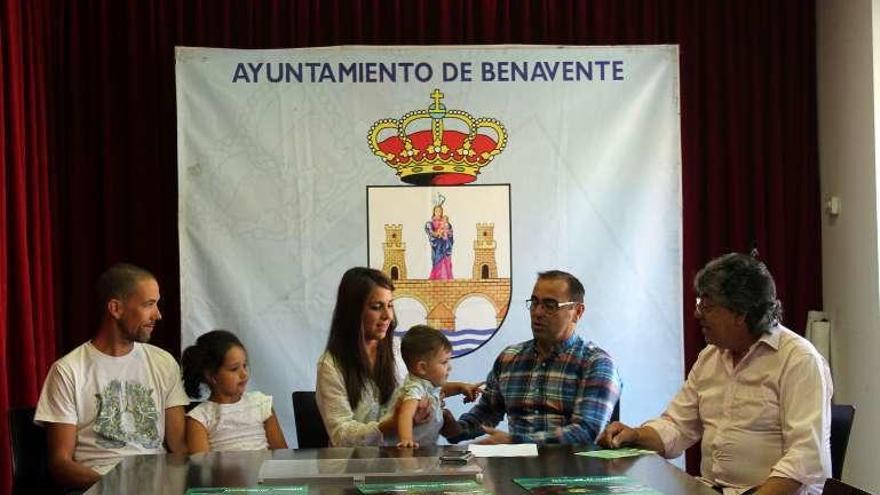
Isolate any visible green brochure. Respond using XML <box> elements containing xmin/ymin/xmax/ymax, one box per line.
<box><xmin>514</xmin><ymin>475</ymin><xmax>664</xmax><ymax>495</ymax></box>
<box><xmin>185</xmin><ymin>486</ymin><xmax>307</xmax><ymax>495</ymax></box>
<box><xmin>574</xmin><ymin>448</ymin><xmax>656</xmax><ymax>459</ymax></box>
<box><xmin>357</xmin><ymin>480</ymin><xmax>491</xmax><ymax>495</ymax></box>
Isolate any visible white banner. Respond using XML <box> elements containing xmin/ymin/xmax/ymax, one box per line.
<box><xmin>176</xmin><ymin>45</ymin><xmax>683</xmax><ymax>446</ymax></box>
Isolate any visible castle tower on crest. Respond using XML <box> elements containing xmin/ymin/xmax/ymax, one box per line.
<box><xmin>472</xmin><ymin>223</ymin><xmax>498</xmax><ymax>280</ymax></box>
<box><xmin>382</xmin><ymin>224</ymin><xmax>407</xmax><ymax>281</ymax></box>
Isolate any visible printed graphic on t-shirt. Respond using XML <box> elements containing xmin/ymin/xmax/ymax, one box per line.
<box><xmin>94</xmin><ymin>380</ymin><xmax>160</xmax><ymax>448</ymax></box>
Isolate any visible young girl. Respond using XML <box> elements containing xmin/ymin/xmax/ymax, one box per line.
<box><xmin>181</xmin><ymin>329</ymin><xmax>288</xmax><ymax>453</ymax></box>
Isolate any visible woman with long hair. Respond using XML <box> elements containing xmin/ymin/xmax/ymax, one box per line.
<box><xmin>316</xmin><ymin>267</ymin><xmax>403</xmax><ymax>446</ymax></box>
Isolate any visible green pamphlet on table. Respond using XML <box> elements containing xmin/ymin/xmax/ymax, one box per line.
<box><xmin>357</xmin><ymin>480</ymin><xmax>491</xmax><ymax>495</ymax></box>
<box><xmin>514</xmin><ymin>475</ymin><xmax>664</xmax><ymax>495</ymax></box>
<box><xmin>575</xmin><ymin>447</ymin><xmax>656</xmax><ymax>459</ymax></box>
<box><xmin>185</xmin><ymin>486</ymin><xmax>307</xmax><ymax>495</ymax></box>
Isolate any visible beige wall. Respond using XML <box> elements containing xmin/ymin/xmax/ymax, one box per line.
<box><xmin>817</xmin><ymin>0</ymin><xmax>880</xmax><ymax>491</ymax></box>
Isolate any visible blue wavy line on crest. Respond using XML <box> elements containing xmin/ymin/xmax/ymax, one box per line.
<box><xmin>443</xmin><ymin>328</ymin><xmax>497</xmax><ymax>336</ymax></box>
<box><xmin>446</xmin><ymin>338</ymin><xmax>491</xmax><ymax>346</ymax></box>
<box><xmin>393</xmin><ymin>327</ymin><xmax>498</xmax><ymax>357</ymax></box>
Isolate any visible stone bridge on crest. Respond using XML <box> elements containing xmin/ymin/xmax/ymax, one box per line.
<box><xmin>392</xmin><ymin>278</ymin><xmax>511</xmax><ymax>331</ymax></box>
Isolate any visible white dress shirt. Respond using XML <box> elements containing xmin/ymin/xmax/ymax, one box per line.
<box><xmin>644</xmin><ymin>325</ymin><xmax>832</xmax><ymax>495</ymax></box>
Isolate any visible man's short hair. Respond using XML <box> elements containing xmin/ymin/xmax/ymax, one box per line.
<box><xmin>537</xmin><ymin>270</ymin><xmax>585</xmax><ymax>303</ymax></box>
<box><xmin>694</xmin><ymin>253</ymin><xmax>781</xmax><ymax>335</ymax></box>
<box><xmin>96</xmin><ymin>263</ymin><xmax>155</xmax><ymax>306</ymax></box>
<box><xmin>400</xmin><ymin>325</ymin><xmax>452</xmax><ymax>370</ymax></box>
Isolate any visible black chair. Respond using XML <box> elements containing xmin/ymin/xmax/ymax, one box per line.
<box><xmin>822</xmin><ymin>477</ymin><xmax>874</xmax><ymax>495</ymax></box>
<box><xmin>610</xmin><ymin>398</ymin><xmax>620</xmax><ymax>423</ymax></box>
<box><xmin>831</xmin><ymin>404</ymin><xmax>856</xmax><ymax>479</ymax></box>
<box><xmin>8</xmin><ymin>406</ymin><xmax>57</xmax><ymax>495</ymax></box>
<box><xmin>291</xmin><ymin>391</ymin><xmax>329</xmax><ymax>449</ymax></box>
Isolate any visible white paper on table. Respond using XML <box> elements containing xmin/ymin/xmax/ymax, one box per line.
<box><xmin>467</xmin><ymin>444</ymin><xmax>538</xmax><ymax>457</ymax></box>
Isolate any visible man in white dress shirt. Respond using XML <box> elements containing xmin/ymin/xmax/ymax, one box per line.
<box><xmin>598</xmin><ymin>253</ymin><xmax>832</xmax><ymax>495</ymax></box>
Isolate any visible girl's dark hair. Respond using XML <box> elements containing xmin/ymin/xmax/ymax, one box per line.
<box><xmin>325</xmin><ymin>267</ymin><xmax>398</xmax><ymax>409</ymax></box>
<box><xmin>181</xmin><ymin>329</ymin><xmax>245</xmax><ymax>399</ymax></box>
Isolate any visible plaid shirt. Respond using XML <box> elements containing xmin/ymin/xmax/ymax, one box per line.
<box><xmin>453</xmin><ymin>334</ymin><xmax>620</xmax><ymax>444</ymax></box>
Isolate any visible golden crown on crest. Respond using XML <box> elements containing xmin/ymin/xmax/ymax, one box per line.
<box><xmin>367</xmin><ymin>89</ymin><xmax>507</xmax><ymax>186</ymax></box>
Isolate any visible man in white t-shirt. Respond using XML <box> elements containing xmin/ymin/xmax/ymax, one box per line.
<box><xmin>35</xmin><ymin>263</ymin><xmax>189</xmax><ymax>489</ymax></box>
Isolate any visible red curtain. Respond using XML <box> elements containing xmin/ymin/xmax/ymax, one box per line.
<box><xmin>1</xmin><ymin>1</ymin><xmax>819</xmax><ymax>491</ymax></box>
<box><xmin>1</xmin><ymin>0</ymin><xmax>58</xmax><ymax>491</ymax></box>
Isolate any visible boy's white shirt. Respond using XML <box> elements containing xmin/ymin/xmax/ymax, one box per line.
<box><xmin>380</xmin><ymin>374</ymin><xmax>444</xmax><ymax>446</ymax></box>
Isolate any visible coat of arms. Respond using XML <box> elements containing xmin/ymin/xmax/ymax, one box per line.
<box><xmin>366</xmin><ymin>90</ymin><xmax>511</xmax><ymax>357</ymax></box>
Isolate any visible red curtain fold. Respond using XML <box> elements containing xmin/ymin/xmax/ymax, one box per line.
<box><xmin>1</xmin><ymin>1</ymin><xmax>820</xmax><ymax>490</ymax></box>
<box><xmin>1</xmin><ymin>0</ymin><xmax>58</xmax><ymax>492</ymax></box>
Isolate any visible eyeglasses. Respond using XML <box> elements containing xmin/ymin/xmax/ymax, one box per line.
<box><xmin>695</xmin><ymin>297</ymin><xmax>718</xmax><ymax>314</ymax></box>
<box><xmin>526</xmin><ymin>298</ymin><xmax>581</xmax><ymax>313</ymax></box>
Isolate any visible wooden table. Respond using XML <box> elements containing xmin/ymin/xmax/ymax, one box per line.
<box><xmin>84</xmin><ymin>445</ymin><xmax>717</xmax><ymax>495</ymax></box>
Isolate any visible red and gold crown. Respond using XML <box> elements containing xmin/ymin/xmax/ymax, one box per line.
<box><xmin>368</xmin><ymin>89</ymin><xmax>507</xmax><ymax>185</ymax></box>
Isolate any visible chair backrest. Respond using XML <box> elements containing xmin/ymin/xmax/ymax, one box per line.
<box><xmin>822</xmin><ymin>477</ymin><xmax>873</xmax><ymax>495</ymax></box>
<box><xmin>8</xmin><ymin>407</ymin><xmax>56</xmax><ymax>495</ymax></box>
<box><xmin>831</xmin><ymin>404</ymin><xmax>856</xmax><ymax>479</ymax></box>
<box><xmin>291</xmin><ymin>391</ymin><xmax>329</xmax><ymax>449</ymax></box>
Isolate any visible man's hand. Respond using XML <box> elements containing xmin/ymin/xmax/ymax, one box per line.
<box><xmin>46</xmin><ymin>423</ymin><xmax>102</xmax><ymax>489</ymax></box>
<box><xmin>597</xmin><ymin>423</ymin><xmax>665</xmax><ymax>454</ymax></box>
<box><xmin>477</xmin><ymin>425</ymin><xmax>512</xmax><ymax>444</ymax></box>
<box><xmin>754</xmin><ymin>476</ymin><xmax>802</xmax><ymax>495</ymax></box>
<box><xmin>596</xmin><ymin>421</ymin><xmax>638</xmax><ymax>449</ymax></box>
<box><xmin>460</xmin><ymin>382</ymin><xmax>484</xmax><ymax>403</ymax></box>
<box><xmin>440</xmin><ymin>408</ymin><xmax>463</xmax><ymax>439</ymax></box>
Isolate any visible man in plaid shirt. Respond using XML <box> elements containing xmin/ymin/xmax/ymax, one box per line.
<box><xmin>446</xmin><ymin>270</ymin><xmax>621</xmax><ymax>444</ymax></box>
